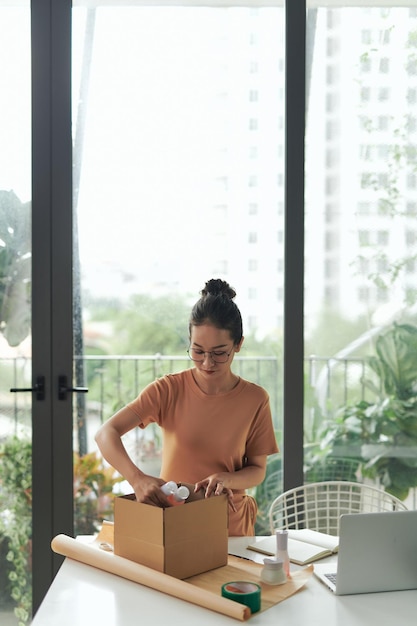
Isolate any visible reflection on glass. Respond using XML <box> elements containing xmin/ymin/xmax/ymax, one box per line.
<box><xmin>304</xmin><ymin>6</ymin><xmax>417</xmax><ymax>508</ymax></box>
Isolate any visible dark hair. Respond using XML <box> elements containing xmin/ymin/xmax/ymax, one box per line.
<box><xmin>189</xmin><ymin>279</ymin><xmax>243</xmax><ymax>344</ymax></box>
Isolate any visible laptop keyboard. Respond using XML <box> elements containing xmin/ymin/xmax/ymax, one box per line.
<box><xmin>324</xmin><ymin>573</ymin><xmax>337</xmax><ymax>585</ymax></box>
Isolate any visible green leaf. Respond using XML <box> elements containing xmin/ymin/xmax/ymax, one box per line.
<box><xmin>373</xmin><ymin>323</ymin><xmax>417</xmax><ymax>399</ymax></box>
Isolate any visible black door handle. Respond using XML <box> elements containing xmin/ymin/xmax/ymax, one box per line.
<box><xmin>10</xmin><ymin>375</ymin><xmax>45</xmax><ymax>401</ymax></box>
<box><xmin>58</xmin><ymin>375</ymin><xmax>88</xmax><ymax>400</ymax></box>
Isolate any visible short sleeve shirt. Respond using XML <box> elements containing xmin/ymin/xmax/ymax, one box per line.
<box><xmin>127</xmin><ymin>368</ymin><xmax>279</xmax><ymax>534</ymax></box>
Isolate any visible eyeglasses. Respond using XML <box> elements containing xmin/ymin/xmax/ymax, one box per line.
<box><xmin>187</xmin><ymin>347</ymin><xmax>233</xmax><ymax>364</ymax></box>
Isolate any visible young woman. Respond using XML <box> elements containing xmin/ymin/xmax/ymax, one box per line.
<box><xmin>95</xmin><ymin>278</ymin><xmax>278</xmax><ymax>535</ymax></box>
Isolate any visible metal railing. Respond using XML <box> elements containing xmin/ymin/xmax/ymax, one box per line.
<box><xmin>1</xmin><ymin>353</ymin><xmax>379</xmax><ymax>444</ymax></box>
<box><xmin>3</xmin><ymin>353</ymin><xmax>417</xmax><ymax>510</ymax></box>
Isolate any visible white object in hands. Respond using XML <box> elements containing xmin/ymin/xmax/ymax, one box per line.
<box><xmin>160</xmin><ymin>481</ymin><xmax>178</xmax><ymax>496</ymax></box>
<box><xmin>174</xmin><ymin>485</ymin><xmax>190</xmax><ymax>502</ymax></box>
<box><xmin>161</xmin><ymin>481</ymin><xmax>190</xmax><ymax>504</ymax></box>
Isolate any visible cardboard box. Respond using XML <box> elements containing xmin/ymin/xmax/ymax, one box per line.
<box><xmin>114</xmin><ymin>493</ymin><xmax>229</xmax><ymax>579</ymax></box>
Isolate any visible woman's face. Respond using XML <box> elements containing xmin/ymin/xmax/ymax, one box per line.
<box><xmin>189</xmin><ymin>323</ymin><xmax>243</xmax><ymax>379</ymax></box>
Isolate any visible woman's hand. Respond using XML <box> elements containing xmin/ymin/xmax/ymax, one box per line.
<box><xmin>194</xmin><ymin>474</ymin><xmax>236</xmax><ymax>512</ymax></box>
<box><xmin>131</xmin><ymin>474</ymin><xmax>171</xmax><ymax>508</ymax></box>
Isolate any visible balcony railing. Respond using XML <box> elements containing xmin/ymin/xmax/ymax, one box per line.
<box><xmin>3</xmin><ymin>352</ymin><xmax>417</xmax><ymax>510</ymax></box>
<box><xmin>1</xmin><ymin>353</ymin><xmax>379</xmax><ymax>448</ymax></box>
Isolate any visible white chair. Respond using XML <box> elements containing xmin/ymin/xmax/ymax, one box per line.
<box><xmin>269</xmin><ymin>480</ymin><xmax>408</xmax><ymax>536</ymax></box>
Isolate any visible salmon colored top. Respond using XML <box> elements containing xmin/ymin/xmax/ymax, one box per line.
<box><xmin>126</xmin><ymin>368</ymin><xmax>279</xmax><ymax>536</ymax></box>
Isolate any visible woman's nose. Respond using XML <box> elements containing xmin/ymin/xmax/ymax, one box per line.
<box><xmin>202</xmin><ymin>352</ymin><xmax>215</xmax><ymax>365</ymax></box>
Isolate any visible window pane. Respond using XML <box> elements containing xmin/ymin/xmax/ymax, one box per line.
<box><xmin>72</xmin><ymin>3</ymin><xmax>284</xmax><ymax>535</ymax></box>
<box><xmin>0</xmin><ymin>3</ymin><xmax>32</xmax><ymax>623</ymax></box>
<box><xmin>305</xmin><ymin>5</ymin><xmax>417</xmax><ymax>507</ymax></box>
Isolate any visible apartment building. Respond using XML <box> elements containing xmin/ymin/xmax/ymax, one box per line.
<box><xmin>84</xmin><ymin>7</ymin><xmax>416</xmax><ymax>339</ymax></box>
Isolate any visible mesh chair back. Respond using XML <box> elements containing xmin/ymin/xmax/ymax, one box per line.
<box><xmin>269</xmin><ymin>481</ymin><xmax>408</xmax><ymax>536</ymax></box>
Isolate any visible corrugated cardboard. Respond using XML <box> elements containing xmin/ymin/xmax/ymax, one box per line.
<box><xmin>114</xmin><ymin>493</ymin><xmax>229</xmax><ymax>579</ymax></box>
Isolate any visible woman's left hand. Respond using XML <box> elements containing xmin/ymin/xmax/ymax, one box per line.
<box><xmin>194</xmin><ymin>474</ymin><xmax>236</xmax><ymax>512</ymax></box>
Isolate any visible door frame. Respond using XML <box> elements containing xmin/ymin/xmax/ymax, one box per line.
<box><xmin>31</xmin><ymin>0</ymin><xmax>74</xmax><ymax>613</ymax></box>
<box><xmin>28</xmin><ymin>0</ymin><xmax>307</xmax><ymax>613</ymax></box>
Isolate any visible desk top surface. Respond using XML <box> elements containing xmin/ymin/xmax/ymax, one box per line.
<box><xmin>31</xmin><ymin>536</ymin><xmax>417</xmax><ymax>626</ymax></box>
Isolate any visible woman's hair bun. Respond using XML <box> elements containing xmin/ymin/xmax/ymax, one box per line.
<box><xmin>191</xmin><ymin>278</ymin><xmax>242</xmax><ymax>343</ymax></box>
<box><xmin>202</xmin><ymin>278</ymin><xmax>236</xmax><ymax>300</ymax></box>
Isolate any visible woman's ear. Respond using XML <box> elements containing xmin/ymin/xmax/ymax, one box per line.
<box><xmin>234</xmin><ymin>336</ymin><xmax>244</xmax><ymax>353</ymax></box>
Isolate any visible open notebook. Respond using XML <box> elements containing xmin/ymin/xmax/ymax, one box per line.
<box><xmin>314</xmin><ymin>510</ymin><xmax>417</xmax><ymax>595</ymax></box>
<box><xmin>247</xmin><ymin>529</ymin><xmax>339</xmax><ymax>565</ymax></box>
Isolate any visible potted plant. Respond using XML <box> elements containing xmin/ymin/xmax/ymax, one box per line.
<box><xmin>73</xmin><ymin>451</ymin><xmax>124</xmax><ymax>535</ymax></box>
<box><xmin>0</xmin><ymin>437</ymin><xmax>32</xmax><ymax>626</ymax></box>
<box><xmin>0</xmin><ymin>438</ymin><xmax>124</xmax><ymax>625</ymax></box>
<box><xmin>314</xmin><ymin>322</ymin><xmax>417</xmax><ymax>501</ymax></box>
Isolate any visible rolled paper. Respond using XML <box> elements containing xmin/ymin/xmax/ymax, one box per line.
<box><xmin>51</xmin><ymin>534</ymin><xmax>250</xmax><ymax>621</ymax></box>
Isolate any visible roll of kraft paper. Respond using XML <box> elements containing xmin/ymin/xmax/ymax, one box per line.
<box><xmin>51</xmin><ymin>534</ymin><xmax>250</xmax><ymax>621</ymax></box>
<box><xmin>222</xmin><ymin>581</ymin><xmax>261</xmax><ymax>613</ymax></box>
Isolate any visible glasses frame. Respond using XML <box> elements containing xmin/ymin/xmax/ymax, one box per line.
<box><xmin>187</xmin><ymin>346</ymin><xmax>234</xmax><ymax>364</ymax></box>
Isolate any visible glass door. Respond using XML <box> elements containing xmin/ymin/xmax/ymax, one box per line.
<box><xmin>1</xmin><ymin>2</ymin><xmax>74</xmax><ymax>623</ymax></box>
<box><xmin>72</xmin><ymin>2</ymin><xmax>285</xmax><ymax>536</ymax></box>
<box><xmin>0</xmin><ymin>3</ymin><xmax>32</xmax><ymax>624</ymax></box>
<box><xmin>304</xmin><ymin>4</ymin><xmax>417</xmax><ymax>506</ymax></box>
<box><xmin>1</xmin><ymin>2</ymin><xmax>286</xmax><ymax>622</ymax></box>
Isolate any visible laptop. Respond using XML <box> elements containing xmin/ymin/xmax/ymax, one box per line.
<box><xmin>314</xmin><ymin>509</ymin><xmax>417</xmax><ymax>595</ymax></box>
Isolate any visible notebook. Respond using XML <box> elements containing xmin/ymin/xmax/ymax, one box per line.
<box><xmin>313</xmin><ymin>509</ymin><xmax>417</xmax><ymax>595</ymax></box>
<box><xmin>247</xmin><ymin>529</ymin><xmax>339</xmax><ymax>565</ymax></box>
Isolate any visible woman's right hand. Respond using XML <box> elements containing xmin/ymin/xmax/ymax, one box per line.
<box><xmin>131</xmin><ymin>474</ymin><xmax>172</xmax><ymax>507</ymax></box>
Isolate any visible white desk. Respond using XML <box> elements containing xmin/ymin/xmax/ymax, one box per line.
<box><xmin>31</xmin><ymin>537</ymin><xmax>416</xmax><ymax>626</ymax></box>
